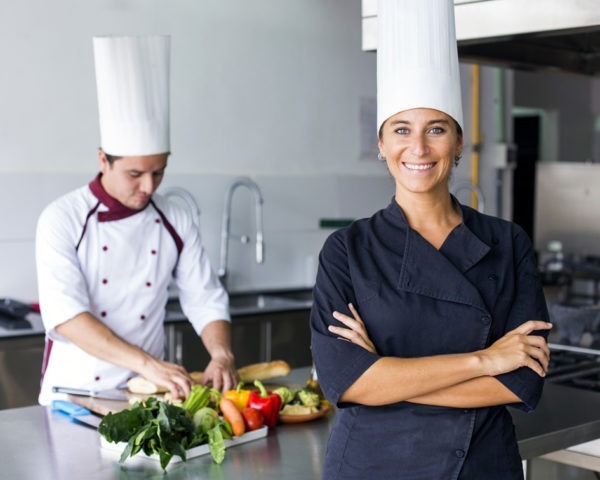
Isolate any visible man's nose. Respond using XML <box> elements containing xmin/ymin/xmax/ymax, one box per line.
<box><xmin>139</xmin><ymin>175</ymin><xmax>158</xmax><ymax>194</ymax></box>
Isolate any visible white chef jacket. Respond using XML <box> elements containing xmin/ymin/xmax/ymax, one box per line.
<box><xmin>36</xmin><ymin>174</ymin><xmax>229</xmax><ymax>405</ymax></box>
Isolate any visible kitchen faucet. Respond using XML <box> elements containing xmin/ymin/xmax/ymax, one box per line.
<box><xmin>218</xmin><ymin>177</ymin><xmax>264</xmax><ymax>287</ymax></box>
<box><xmin>161</xmin><ymin>186</ymin><xmax>201</xmax><ymax>228</ymax></box>
<box><xmin>450</xmin><ymin>180</ymin><xmax>486</xmax><ymax>213</ymax></box>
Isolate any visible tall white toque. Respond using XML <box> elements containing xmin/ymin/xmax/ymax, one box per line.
<box><xmin>377</xmin><ymin>0</ymin><xmax>463</xmax><ymax>135</ymax></box>
<box><xmin>93</xmin><ymin>35</ymin><xmax>170</xmax><ymax>156</ymax></box>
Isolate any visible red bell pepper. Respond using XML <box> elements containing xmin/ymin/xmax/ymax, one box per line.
<box><xmin>247</xmin><ymin>380</ymin><xmax>282</xmax><ymax>429</ymax></box>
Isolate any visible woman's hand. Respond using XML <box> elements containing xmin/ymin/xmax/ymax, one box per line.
<box><xmin>477</xmin><ymin>320</ymin><xmax>553</xmax><ymax>377</ymax></box>
<box><xmin>328</xmin><ymin>303</ymin><xmax>377</xmax><ymax>354</ymax></box>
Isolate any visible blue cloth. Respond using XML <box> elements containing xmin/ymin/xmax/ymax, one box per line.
<box><xmin>310</xmin><ymin>199</ymin><xmax>549</xmax><ymax>480</ymax></box>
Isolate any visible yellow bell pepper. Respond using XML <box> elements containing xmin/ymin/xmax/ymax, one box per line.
<box><xmin>223</xmin><ymin>382</ymin><xmax>250</xmax><ymax>412</ymax></box>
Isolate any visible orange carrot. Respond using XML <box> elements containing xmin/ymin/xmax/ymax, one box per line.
<box><xmin>219</xmin><ymin>396</ymin><xmax>246</xmax><ymax>437</ymax></box>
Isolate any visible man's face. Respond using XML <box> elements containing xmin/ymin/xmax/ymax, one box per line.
<box><xmin>99</xmin><ymin>151</ymin><xmax>169</xmax><ymax>210</ymax></box>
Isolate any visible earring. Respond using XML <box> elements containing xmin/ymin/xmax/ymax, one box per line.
<box><xmin>454</xmin><ymin>154</ymin><xmax>461</xmax><ymax>167</ymax></box>
<box><xmin>377</xmin><ymin>152</ymin><xmax>386</xmax><ymax>161</ymax></box>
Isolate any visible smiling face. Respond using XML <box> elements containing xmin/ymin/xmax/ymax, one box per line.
<box><xmin>99</xmin><ymin>150</ymin><xmax>169</xmax><ymax>210</ymax></box>
<box><xmin>378</xmin><ymin>108</ymin><xmax>462</xmax><ymax>199</ymax></box>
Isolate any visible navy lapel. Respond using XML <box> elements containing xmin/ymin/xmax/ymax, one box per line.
<box><xmin>395</xmin><ymin>206</ymin><xmax>491</xmax><ymax>312</ymax></box>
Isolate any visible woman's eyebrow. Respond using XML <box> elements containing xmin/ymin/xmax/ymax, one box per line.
<box><xmin>389</xmin><ymin>119</ymin><xmax>450</xmax><ymax>126</ymax></box>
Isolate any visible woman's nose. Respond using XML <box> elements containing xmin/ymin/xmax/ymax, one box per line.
<box><xmin>410</xmin><ymin>135</ymin><xmax>429</xmax><ymax>156</ymax></box>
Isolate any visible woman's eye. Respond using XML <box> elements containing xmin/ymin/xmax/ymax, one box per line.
<box><xmin>429</xmin><ymin>126</ymin><xmax>445</xmax><ymax>134</ymax></box>
<box><xmin>395</xmin><ymin>127</ymin><xmax>409</xmax><ymax>135</ymax></box>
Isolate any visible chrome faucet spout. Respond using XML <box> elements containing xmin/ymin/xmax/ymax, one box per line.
<box><xmin>218</xmin><ymin>177</ymin><xmax>265</xmax><ymax>285</ymax></box>
<box><xmin>162</xmin><ymin>187</ymin><xmax>202</xmax><ymax>227</ymax></box>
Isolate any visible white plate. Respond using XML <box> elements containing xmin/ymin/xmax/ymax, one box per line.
<box><xmin>100</xmin><ymin>426</ymin><xmax>268</xmax><ymax>466</ymax></box>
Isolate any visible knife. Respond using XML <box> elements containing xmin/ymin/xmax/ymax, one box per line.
<box><xmin>52</xmin><ymin>385</ymin><xmax>129</xmax><ymax>401</ymax></box>
<box><xmin>51</xmin><ymin>400</ymin><xmax>103</xmax><ymax>429</ymax></box>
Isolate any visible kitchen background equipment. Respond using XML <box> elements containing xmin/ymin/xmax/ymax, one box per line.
<box><xmin>546</xmin><ymin>301</ymin><xmax>600</xmax><ymax>394</ymax></box>
<box><xmin>0</xmin><ymin>298</ymin><xmax>34</xmax><ymax>330</ymax></box>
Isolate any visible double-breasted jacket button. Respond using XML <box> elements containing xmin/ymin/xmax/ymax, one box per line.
<box><xmin>455</xmin><ymin>449</ymin><xmax>465</xmax><ymax>458</ymax></box>
<box><xmin>480</xmin><ymin>315</ymin><xmax>491</xmax><ymax>325</ymax></box>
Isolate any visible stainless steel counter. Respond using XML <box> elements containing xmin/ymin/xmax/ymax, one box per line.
<box><xmin>2</xmin><ymin>367</ymin><xmax>600</xmax><ymax>479</ymax></box>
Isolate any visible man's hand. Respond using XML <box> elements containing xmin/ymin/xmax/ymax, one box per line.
<box><xmin>199</xmin><ymin>320</ymin><xmax>238</xmax><ymax>392</ymax></box>
<box><xmin>138</xmin><ymin>357</ymin><xmax>193</xmax><ymax>400</ymax></box>
<box><xmin>201</xmin><ymin>355</ymin><xmax>238</xmax><ymax>392</ymax></box>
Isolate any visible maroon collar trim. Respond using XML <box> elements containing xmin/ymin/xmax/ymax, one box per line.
<box><xmin>88</xmin><ymin>173</ymin><xmax>147</xmax><ymax>222</ymax></box>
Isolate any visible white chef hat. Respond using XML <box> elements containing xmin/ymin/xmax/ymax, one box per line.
<box><xmin>377</xmin><ymin>0</ymin><xmax>463</xmax><ymax>135</ymax></box>
<box><xmin>93</xmin><ymin>35</ymin><xmax>170</xmax><ymax>156</ymax></box>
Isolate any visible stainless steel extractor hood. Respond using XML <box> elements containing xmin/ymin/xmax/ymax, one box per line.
<box><xmin>362</xmin><ymin>0</ymin><xmax>600</xmax><ymax>76</ymax></box>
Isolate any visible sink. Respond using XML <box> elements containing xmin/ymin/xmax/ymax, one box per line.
<box><xmin>229</xmin><ymin>292</ymin><xmax>312</xmax><ymax>312</ymax></box>
<box><xmin>165</xmin><ymin>289</ymin><xmax>313</xmax><ymax>318</ymax></box>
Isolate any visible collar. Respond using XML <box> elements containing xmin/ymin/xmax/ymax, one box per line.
<box><xmin>386</xmin><ymin>197</ymin><xmax>491</xmax><ymax>311</ymax></box>
<box><xmin>88</xmin><ymin>173</ymin><xmax>149</xmax><ymax>222</ymax></box>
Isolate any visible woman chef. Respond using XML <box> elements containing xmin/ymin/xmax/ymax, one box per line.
<box><xmin>36</xmin><ymin>36</ymin><xmax>237</xmax><ymax>405</ymax></box>
<box><xmin>310</xmin><ymin>1</ymin><xmax>552</xmax><ymax>479</ymax></box>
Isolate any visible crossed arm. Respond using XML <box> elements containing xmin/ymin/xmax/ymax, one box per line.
<box><xmin>328</xmin><ymin>304</ymin><xmax>552</xmax><ymax>408</ymax></box>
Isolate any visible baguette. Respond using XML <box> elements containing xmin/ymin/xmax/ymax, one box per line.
<box><xmin>237</xmin><ymin>360</ymin><xmax>291</xmax><ymax>382</ymax></box>
<box><xmin>189</xmin><ymin>360</ymin><xmax>291</xmax><ymax>385</ymax></box>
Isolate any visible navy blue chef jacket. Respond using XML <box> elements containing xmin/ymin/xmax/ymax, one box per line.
<box><xmin>310</xmin><ymin>199</ymin><xmax>549</xmax><ymax>480</ymax></box>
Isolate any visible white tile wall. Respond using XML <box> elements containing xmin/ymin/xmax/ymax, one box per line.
<box><xmin>0</xmin><ymin>172</ymin><xmax>393</xmax><ymax>302</ymax></box>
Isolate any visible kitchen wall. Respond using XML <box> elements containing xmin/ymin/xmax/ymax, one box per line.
<box><xmin>0</xmin><ymin>1</ymin><xmax>394</xmax><ymax>302</ymax></box>
<box><xmin>2</xmin><ymin>2</ymin><xmax>598</xmax><ymax>302</ymax></box>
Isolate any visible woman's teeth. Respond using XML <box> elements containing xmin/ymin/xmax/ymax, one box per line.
<box><xmin>404</xmin><ymin>163</ymin><xmax>435</xmax><ymax>171</ymax></box>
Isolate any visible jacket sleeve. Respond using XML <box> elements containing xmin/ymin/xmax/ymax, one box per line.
<box><xmin>35</xmin><ymin>200</ymin><xmax>91</xmax><ymax>340</ymax></box>
<box><xmin>495</xmin><ymin>227</ymin><xmax>550</xmax><ymax>412</ymax></box>
<box><xmin>310</xmin><ymin>230</ymin><xmax>380</xmax><ymax>407</ymax></box>
<box><xmin>171</xmin><ymin>206</ymin><xmax>230</xmax><ymax>335</ymax></box>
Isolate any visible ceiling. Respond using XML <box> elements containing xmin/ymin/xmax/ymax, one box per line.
<box><xmin>457</xmin><ymin>26</ymin><xmax>600</xmax><ymax>76</ymax></box>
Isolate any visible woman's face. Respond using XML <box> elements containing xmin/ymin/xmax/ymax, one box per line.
<box><xmin>378</xmin><ymin>108</ymin><xmax>462</xmax><ymax>198</ymax></box>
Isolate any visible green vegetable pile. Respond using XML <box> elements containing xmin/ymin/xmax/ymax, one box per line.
<box><xmin>273</xmin><ymin>386</ymin><xmax>321</xmax><ymax>408</ymax></box>
<box><xmin>98</xmin><ymin>385</ymin><xmax>232</xmax><ymax>469</ymax></box>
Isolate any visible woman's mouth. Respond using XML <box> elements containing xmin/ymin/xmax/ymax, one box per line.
<box><xmin>403</xmin><ymin>162</ymin><xmax>436</xmax><ymax>171</ymax></box>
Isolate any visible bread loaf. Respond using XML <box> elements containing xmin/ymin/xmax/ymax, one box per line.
<box><xmin>127</xmin><ymin>376</ymin><xmax>169</xmax><ymax>394</ymax></box>
<box><xmin>189</xmin><ymin>360</ymin><xmax>291</xmax><ymax>385</ymax></box>
<box><xmin>237</xmin><ymin>360</ymin><xmax>291</xmax><ymax>382</ymax></box>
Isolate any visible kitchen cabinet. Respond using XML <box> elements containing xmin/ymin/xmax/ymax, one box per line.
<box><xmin>0</xmin><ymin>335</ymin><xmax>45</xmax><ymax>410</ymax></box>
<box><xmin>168</xmin><ymin>309</ymin><xmax>313</xmax><ymax>373</ymax></box>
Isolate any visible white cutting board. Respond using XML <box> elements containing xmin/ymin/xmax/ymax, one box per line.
<box><xmin>100</xmin><ymin>425</ymin><xmax>268</xmax><ymax>467</ymax></box>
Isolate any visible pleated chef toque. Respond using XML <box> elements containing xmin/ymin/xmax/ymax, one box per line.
<box><xmin>93</xmin><ymin>35</ymin><xmax>170</xmax><ymax>156</ymax></box>
<box><xmin>377</xmin><ymin>0</ymin><xmax>463</xmax><ymax>134</ymax></box>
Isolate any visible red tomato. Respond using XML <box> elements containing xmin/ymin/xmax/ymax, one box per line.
<box><xmin>242</xmin><ymin>407</ymin><xmax>265</xmax><ymax>431</ymax></box>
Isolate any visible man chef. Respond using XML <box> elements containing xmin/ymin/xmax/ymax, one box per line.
<box><xmin>36</xmin><ymin>35</ymin><xmax>237</xmax><ymax>405</ymax></box>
